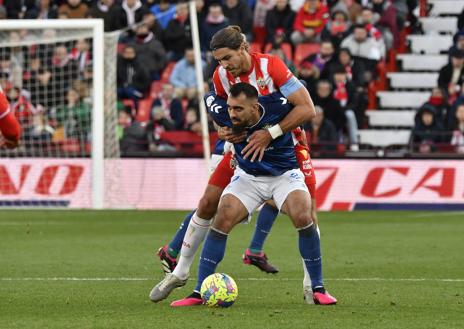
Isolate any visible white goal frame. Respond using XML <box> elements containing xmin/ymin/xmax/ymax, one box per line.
<box><xmin>0</xmin><ymin>19</ymin><xmax>105</xmax><ymax>209</ymax></box>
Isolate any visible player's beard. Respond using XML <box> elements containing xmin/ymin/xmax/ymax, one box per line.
<box><xmin>232</xmin><ymin>123</ymin><xmax>246</xmax><ymax>134</ymax></box>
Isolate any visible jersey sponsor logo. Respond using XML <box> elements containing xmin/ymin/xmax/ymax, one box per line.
<box><xmin>209</xmin><ymin>103</ymin><xmax>223</xmax><ymax>113</ymax></box>
<box><xmin>206</xmin><ymin>95</ymin><xmax>215</xmax><ymax>107</ymax></box>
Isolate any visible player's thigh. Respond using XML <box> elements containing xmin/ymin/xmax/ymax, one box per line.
<box><xmin>274</xmin><ymin>169</ymin><xmax>312</xmax><ymax>228</ymax></box>
<box><xmin>213</xmin><ymin>194</ymin><xmax>250</xmax><ymax>233</ymax></box>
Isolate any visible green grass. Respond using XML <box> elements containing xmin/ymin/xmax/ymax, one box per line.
<box><xmin>1</xmin><ymin>210</ymin><xmax>463</xmax><ymax>329</ymax></box>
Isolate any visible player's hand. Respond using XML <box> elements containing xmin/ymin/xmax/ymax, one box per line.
<box><xmin>241</xmin><ymin>130</ymin><xmax>272</xmax><ymax>162</ymax></box>
<box><xmin>218</xmin><ymin>127</ymin><xmax>247</xmax><ymax>143</ymax></box>
<box><xmin>0</xmin><ymin>138</ymin><xmax>19</xmax><ymax>149</ymax></box>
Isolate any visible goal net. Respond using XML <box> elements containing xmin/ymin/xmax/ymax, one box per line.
<box><xmin>0</xmin><ymin>19</ymin><xmax>123</xmax><ymax>208</ymax></box>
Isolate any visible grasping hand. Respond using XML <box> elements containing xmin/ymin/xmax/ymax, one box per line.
<box><xmin>217</xmin><ymin>127</ymin><xmax>247</xmax><ymax>144</ymax></box>
<box><xmin>241</xmin><ymin>129</ymin><xmax>272</xmax><ymax>162</ymax></box>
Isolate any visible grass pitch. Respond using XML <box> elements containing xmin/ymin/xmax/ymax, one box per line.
<box><xmin>0</xmin><ymin>210</ymin><xmax>463</xmax><ymax>329</ymax></box>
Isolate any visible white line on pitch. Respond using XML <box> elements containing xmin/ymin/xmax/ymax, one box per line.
<box><xmin>1</xmin><ymin>277</ymin><xmax>463</xmax><ymax>282</ymax></box>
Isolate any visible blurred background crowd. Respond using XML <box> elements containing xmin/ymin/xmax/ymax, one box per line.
<box><xmin>0</xmin><ymin>0</ymin><xmax>463</xmax><ymax>157</ymax></box>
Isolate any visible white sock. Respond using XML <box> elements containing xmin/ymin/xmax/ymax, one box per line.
<box><xmin>302</xmin><ymin>225</ymin><xmax>321</xmax><ymax>288</ymax></box>
<box><xmin>173</xmin><ymin>212</ymin><xmax>211</xmax><ymax>280</ymax></box>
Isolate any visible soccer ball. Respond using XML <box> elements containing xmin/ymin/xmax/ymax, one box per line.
<box><xmin>200</xmin><ymin>273</ymin><xmax>238</xmax><ymax>307</ymax></box>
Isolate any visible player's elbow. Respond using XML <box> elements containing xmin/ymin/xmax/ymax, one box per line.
<box><xmin>307</xmin><ymin>103</ymin><xmax>316</xmax><ymax>120</ymax></box>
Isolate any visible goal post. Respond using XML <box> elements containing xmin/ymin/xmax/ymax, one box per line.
<box><xmin>0</xmin><ymin>19</ymin><xmax>108</xmax><ymax>209</ymax></box>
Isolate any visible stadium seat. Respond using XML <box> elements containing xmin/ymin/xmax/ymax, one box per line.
<box><xmin>253</xmin><ymin>27</ymin><xmax>266</xmax><ymax>46</ymax></box>
<box><xmin>136</xmin><ymin>98</ymin><xmax>152</xmax><ymax>123</ymax></box>
<box><xmin>160</xmin><ymin>61</ymin><xmax>176</xmax><ymax>83</ymax></box>
<box><xmin>429</xmin><ymin>0</ymin><xmax>464</xmax><ymax>15</ymax></box>
<box><xmin>366</xmin><ymin>110</ymin><xmax>416</xmax><ymax>128</ymax></box>
<box><xmin>397</xmin><ymin>54</ymin><xmax>448</xmax><ymax>71</ymax></box>
<box><xmin>387</xmin><ymin>72</ymin><xmax>439</xmax><ymax>89</ymax></box>
<box><xmin>407</xmin><ymin>35</ymin><xmax>453</xmax><ymax>55</ymax></box>
<box><xmin>358</xmin><ymin>129</ymin><xmax>412</xmax><ymax>147</ymax></box>
<box><xmin>150</xmin><ymin>81</ymin><xmax>163</xmax><ymax>98</ymax></box>
<box><xmin>293</xmin><ymin>43</ymin><xmax>321</xmax><ymax>67</ymax></box>
<box><xmin>419</xmin><ymin>17</ymin><xmax>457</xmax><ymax>34</ymax></box>
<box><xmin>160</xmin><ymin>131</ymin><xmax>219</xmax><ymax>156</ymax></box>
<box><xmin>377</xmin><ymin>91</ymin><xmax>431</xmax><ymax>108</ymax></box>
<box><xmin>264</xmin><ymin>42</ymin><xmax>293</xmax><ymax>60</ymax></box>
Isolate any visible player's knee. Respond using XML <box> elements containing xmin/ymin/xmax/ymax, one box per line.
<box><xmin>292</xmin><ymin>211</ymin><xmax>313</xmax><ymax>228</ymax></box>
<box><xmin>197</xmin><ymin>194</ymin><xmax>218</xmax><ymax>219</ymax></box>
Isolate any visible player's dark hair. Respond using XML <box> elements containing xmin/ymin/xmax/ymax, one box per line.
<box><xmin>229</xmin><ymin>82</ymin><xmax>258</xmax><ymax>100</ymax></box>
<box><xmin>210</xmin><ymin>25</ymin><xmax>244</xmax><ymax>51</ymax></box>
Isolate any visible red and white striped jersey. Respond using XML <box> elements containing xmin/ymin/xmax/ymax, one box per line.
<box><xmin>212</xmin><ymin>52</ymin><xmax>294</xmax><ymax>98</ymax></box>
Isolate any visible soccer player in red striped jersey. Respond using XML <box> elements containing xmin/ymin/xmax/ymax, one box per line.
<box><xmin>0</xmin><ymin>87</ymin><xmax>21</xmax><ymax>149</ymax></box>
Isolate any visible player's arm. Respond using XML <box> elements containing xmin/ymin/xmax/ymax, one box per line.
<box><xmin>242</xmin><ymin>57</ymin><xmax>315</xmax><ymax>161</ymax></box>
<box><xmin>0</xmin><ymin>92</ymin><xmax>21</xmax><ymax>149</ymax></box>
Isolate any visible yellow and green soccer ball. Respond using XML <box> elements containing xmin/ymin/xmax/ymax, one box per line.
<box><xmin>200</xmin><ymin>273</ymin><xmax>238</xmax><ymax>307</ymax></box>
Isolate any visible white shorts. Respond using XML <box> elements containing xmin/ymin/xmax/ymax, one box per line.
<box><xmin>222</xmin><ymin>167</ymin><xmax>309</xmax><ymax>214</ymax></box>
<box><xmin>210</xmin><ymin>154</ymin><xmax>224</xmax><ymax>173</ymax></box>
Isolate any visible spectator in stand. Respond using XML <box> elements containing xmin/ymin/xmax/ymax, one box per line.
<box><xmin>7</xmin><ymin>87</ymin><xmax>38</xmax><ymax>141</ymax></box>
<box><xmin>438</xmin><ymin>47</ymin><xmax>464</xmax><ymax>100</ymax></box>
<box><xmin>69</xmin><ymin>39</ymin><xmax>92</xmax><ymax>78</ymax></box>
<box><xmin>298</xmin><ymin>40</ymin><xmax>336</xmax><ymax>93</ymax></box>
<box><xmin>329</xmin><ymin>0</ymin><xmax>363</xmax><ymax>23</ymax></box>
<box><xmin>323</xmin><ymin>47</ymin><xmax>367</xmax><ymax>87</ymax></box>
<box><xmin>0</xmin><ymin>45</ymin><xmax>22</xmax><ymax>89</ymax></box>
<box><xmin>169</xmin><ymin>47</ymin><xmax>206</xmax><ymax>100</ymax></box>
<box><xmin>146</xmin><ymin>102</ymin><xmax>179</xmax><ymax>153</ymax></box>
<box><xmin>358</xmin><ymin>6</ymin><xmax>392</xmax><ymax>51</ymax></box>
<box><xmin>52</xmin><ymin>87</ymin><xmax>91</xmax><ymax>151</ymax></box>
<box><xmin>306</xmin><ymin>105</ymin><xmax>338</xmax><ymax>151</ymax></box>
<box><xmin>184</xmin><ymin>106</ymin><xmax>202</xmax><ymax>134</ymax></box>
<box><xmin>291</xmin><ymin>0</ymin><xmax>329</xmax><ymax>45</ymax></box>
<box><xmin>418</xmin><ymin>87</ymin><xmax>449</xmax><ymax>128</ymax></box>
<box><xmin>51</xmin><ymin>45</ymin><xmax>79</xmax><ymax>104</ymax></box>
<box><xmin>411</xmin><ymin>105</ymin><xmax>444</xmax><ymax>153</ymax></box>
<box><xmin>120</xmin><ymin>0</ymin><xmax>150</xmax><ymax>33</ymax></box>
<box><xmin>150</xmin><ymin>0</ymin><xmax>176</xmax><ymax>30</ymax></box>
<box><xmin>447</xmin><ymin>82</ymin><xmax>464</xmax><ymax>128</ymax></box>
<box><xmin>163</xmin><ymin>3</ymin><xmax>192</xmax><ymax>61</ymax></box>
<box><xmin>201</xmin><ymin>3</ymin><xmax>229</xmax><ymax>51</ymax></box>
<box><xmin>118</xmin><ymin>107</ymin><xmax>150</xmax><ymax>155</ymax></box>
<box><xmin>459</xmin><ymin>8</ymin><xmax>464</xmax><ymax>31</ymax></box>
<box><xmin>313</xmin><ymin>79</ymin><xmax>346</xmax><ymax>136</ymax></box>
<box><xmin>450</xmin><ymin>103</ymin><xmax>464</xmax><ymax>153</ymax></box>
<box><xmin>87</xmin><ymin>0</ymin><xmax>124</xmax><ymax>32</ymax></box>
<box><xmin>3</xmin><ymin>0</ymin><xmax>36</xmax><ymax>19</ymax></box>
<box><xmin>369</xmin><ymin>0</ymin><xmax>399</xmax><ymax>49</ymax></box>
<box><xmin>331</xmin><ymin>64</ymin><xmax>361</xmax><ymax>149</ymax></box>
<box><xmin>223</xmin><ymin>0</ymin><xmax>254</xmax><ymax>41</ymax></box>
<box><xmin>58</xmin><ymin>0</ymin><xmax>89</xmax><ymax>19</ymax></box>
<box><xmin>117</xmin><ymin>45</ymin><xmax>150</xmax><ymax>103</ymax></box>
<box><xmin>453</xmin><ymin>30</ymin><xmax>464</xmax><ymax>52</ymax></box>
<box><xmin>321</xmin><ymin>10</ymin><xmax>351</xmax><ymax>49</ymax></box>
<box><xmin>340</xmin><ymin>24</ymin><xmax>385</xmax><ymax>77</ymax></box>
<box><xmin>264</xmin><ymin>0</ymin><xmax>296</xmax><ymax>46</ymax></box>
<box><xmin>25</xmin><ymin>0</ymin><xmax>58</xmax><ymax>19</ymax></box>
<box><xmin>132</xmin><ymin>24</ymin><xmax>167</xmax><ymax>80</ymax></box>
<box><xmin>151</xmin><ymin>83</ymin><xmax>184</xmax><ymax>130</ymax></box>
<box><xmin>142</xmin><ymin>13</ymin><xmax>164</xmax><ymax>42</ymax></box>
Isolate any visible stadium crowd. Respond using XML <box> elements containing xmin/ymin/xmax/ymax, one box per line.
<box><xmin>0</xmin><ymin>0</ymin><xmax>464</xmax><ymax>156</ymax></box>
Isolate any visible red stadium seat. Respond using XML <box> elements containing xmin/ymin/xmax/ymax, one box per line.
<box><xmin>293</xmin><ymin>43</ymin><xmax>321</xmax><ymax>67</ymax></box>
<box><xmin>253</xmin><ymin>27</ymin><xmax>266</xmax><ymax>47</ymax></box>
<box><xmin>150</xmin><ymin>81</ymin><xmax>163</xmax><ymax>98</ymax></box>
<box><xmin>264</xmin><ymin>42</ymin><xmax>293</xmax><ymax>60</ymax></box>
<box><xmin>160</xmin><ymin>131</ymin><xmax>219</xmax><ymax>156</ymax></box>
<box><xmin>161</xmin><ymin>61</ymin><xmax>176</xmax><ymax>83</ymax></box>
<box><xmin>136</xmin><ymin>98</ymin><xmax>152</xmax><ymax>123</ymax></box>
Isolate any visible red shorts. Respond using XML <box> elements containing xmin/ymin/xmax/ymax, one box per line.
<box><xmin>294</xmin><ymin>143</ymin><xmax>316</xmax><ymax>198</ymax></box>
<box><xmin>208</xmin><ymin>152</ymin><xmax>235</xmax><ymax>189</ymax></box>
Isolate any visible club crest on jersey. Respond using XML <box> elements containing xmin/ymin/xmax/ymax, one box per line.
<box><xmin>257</xmin><ymin>78</ymin><xmax>266</xmax><ymax>89</ymax></box>
<box><xmin>230</xmin><ymin>158</ymin><xmax>237</xmax><ymax>170</ymax></box>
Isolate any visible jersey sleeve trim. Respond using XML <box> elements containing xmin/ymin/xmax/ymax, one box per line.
<box><xmin>279</xmin><ymin>77</ymin><xmax>304</xmax><ymax>98</ymax></box>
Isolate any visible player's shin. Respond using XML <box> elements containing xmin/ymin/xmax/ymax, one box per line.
<box><xmin>302</xmin><ymin>225</ymin><xmax>320</xmax><ymax>288</ymax></box>
<box><xmin>298</xmin><ymin>223</ymin><xmax>324</xmax><ymax>290</ymax></box>
<box><xmin>167</xmin><ymin>210</ymin><xmax>195</xmax><ymax>257</ymax></box>
<box><xmin>194</xmin><ymin>228</ymin><xmax>228</xmax><ymax>292</ymax></box>
<box><xmin>248</xmin><ymin>203</ymin><xmax>278</xmax><ymax>253</ymax></box>
<box><xmin>172</xmin><ymin>212</ymin><xmax>211</xmax><ymax>280</ymax></box>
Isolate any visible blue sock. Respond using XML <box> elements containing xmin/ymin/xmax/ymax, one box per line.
<box><xmin>194</xmin><ymin>229</ymin><xmax>228</xmax><ymax>292</ymax></box>
<box><xmin>298</xmin><ymin>224</ymin><xmax>323</xmax><ymax>290</ymax></box>
<box><xmin>167</xmin><ymin>210</ymin><xmax>195</xmax><ymax>258</ymax></box>
<box><xmin>249</xmin><ymin>204</ymin><xmax>279</xmax><ymax>254</ymax></box>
